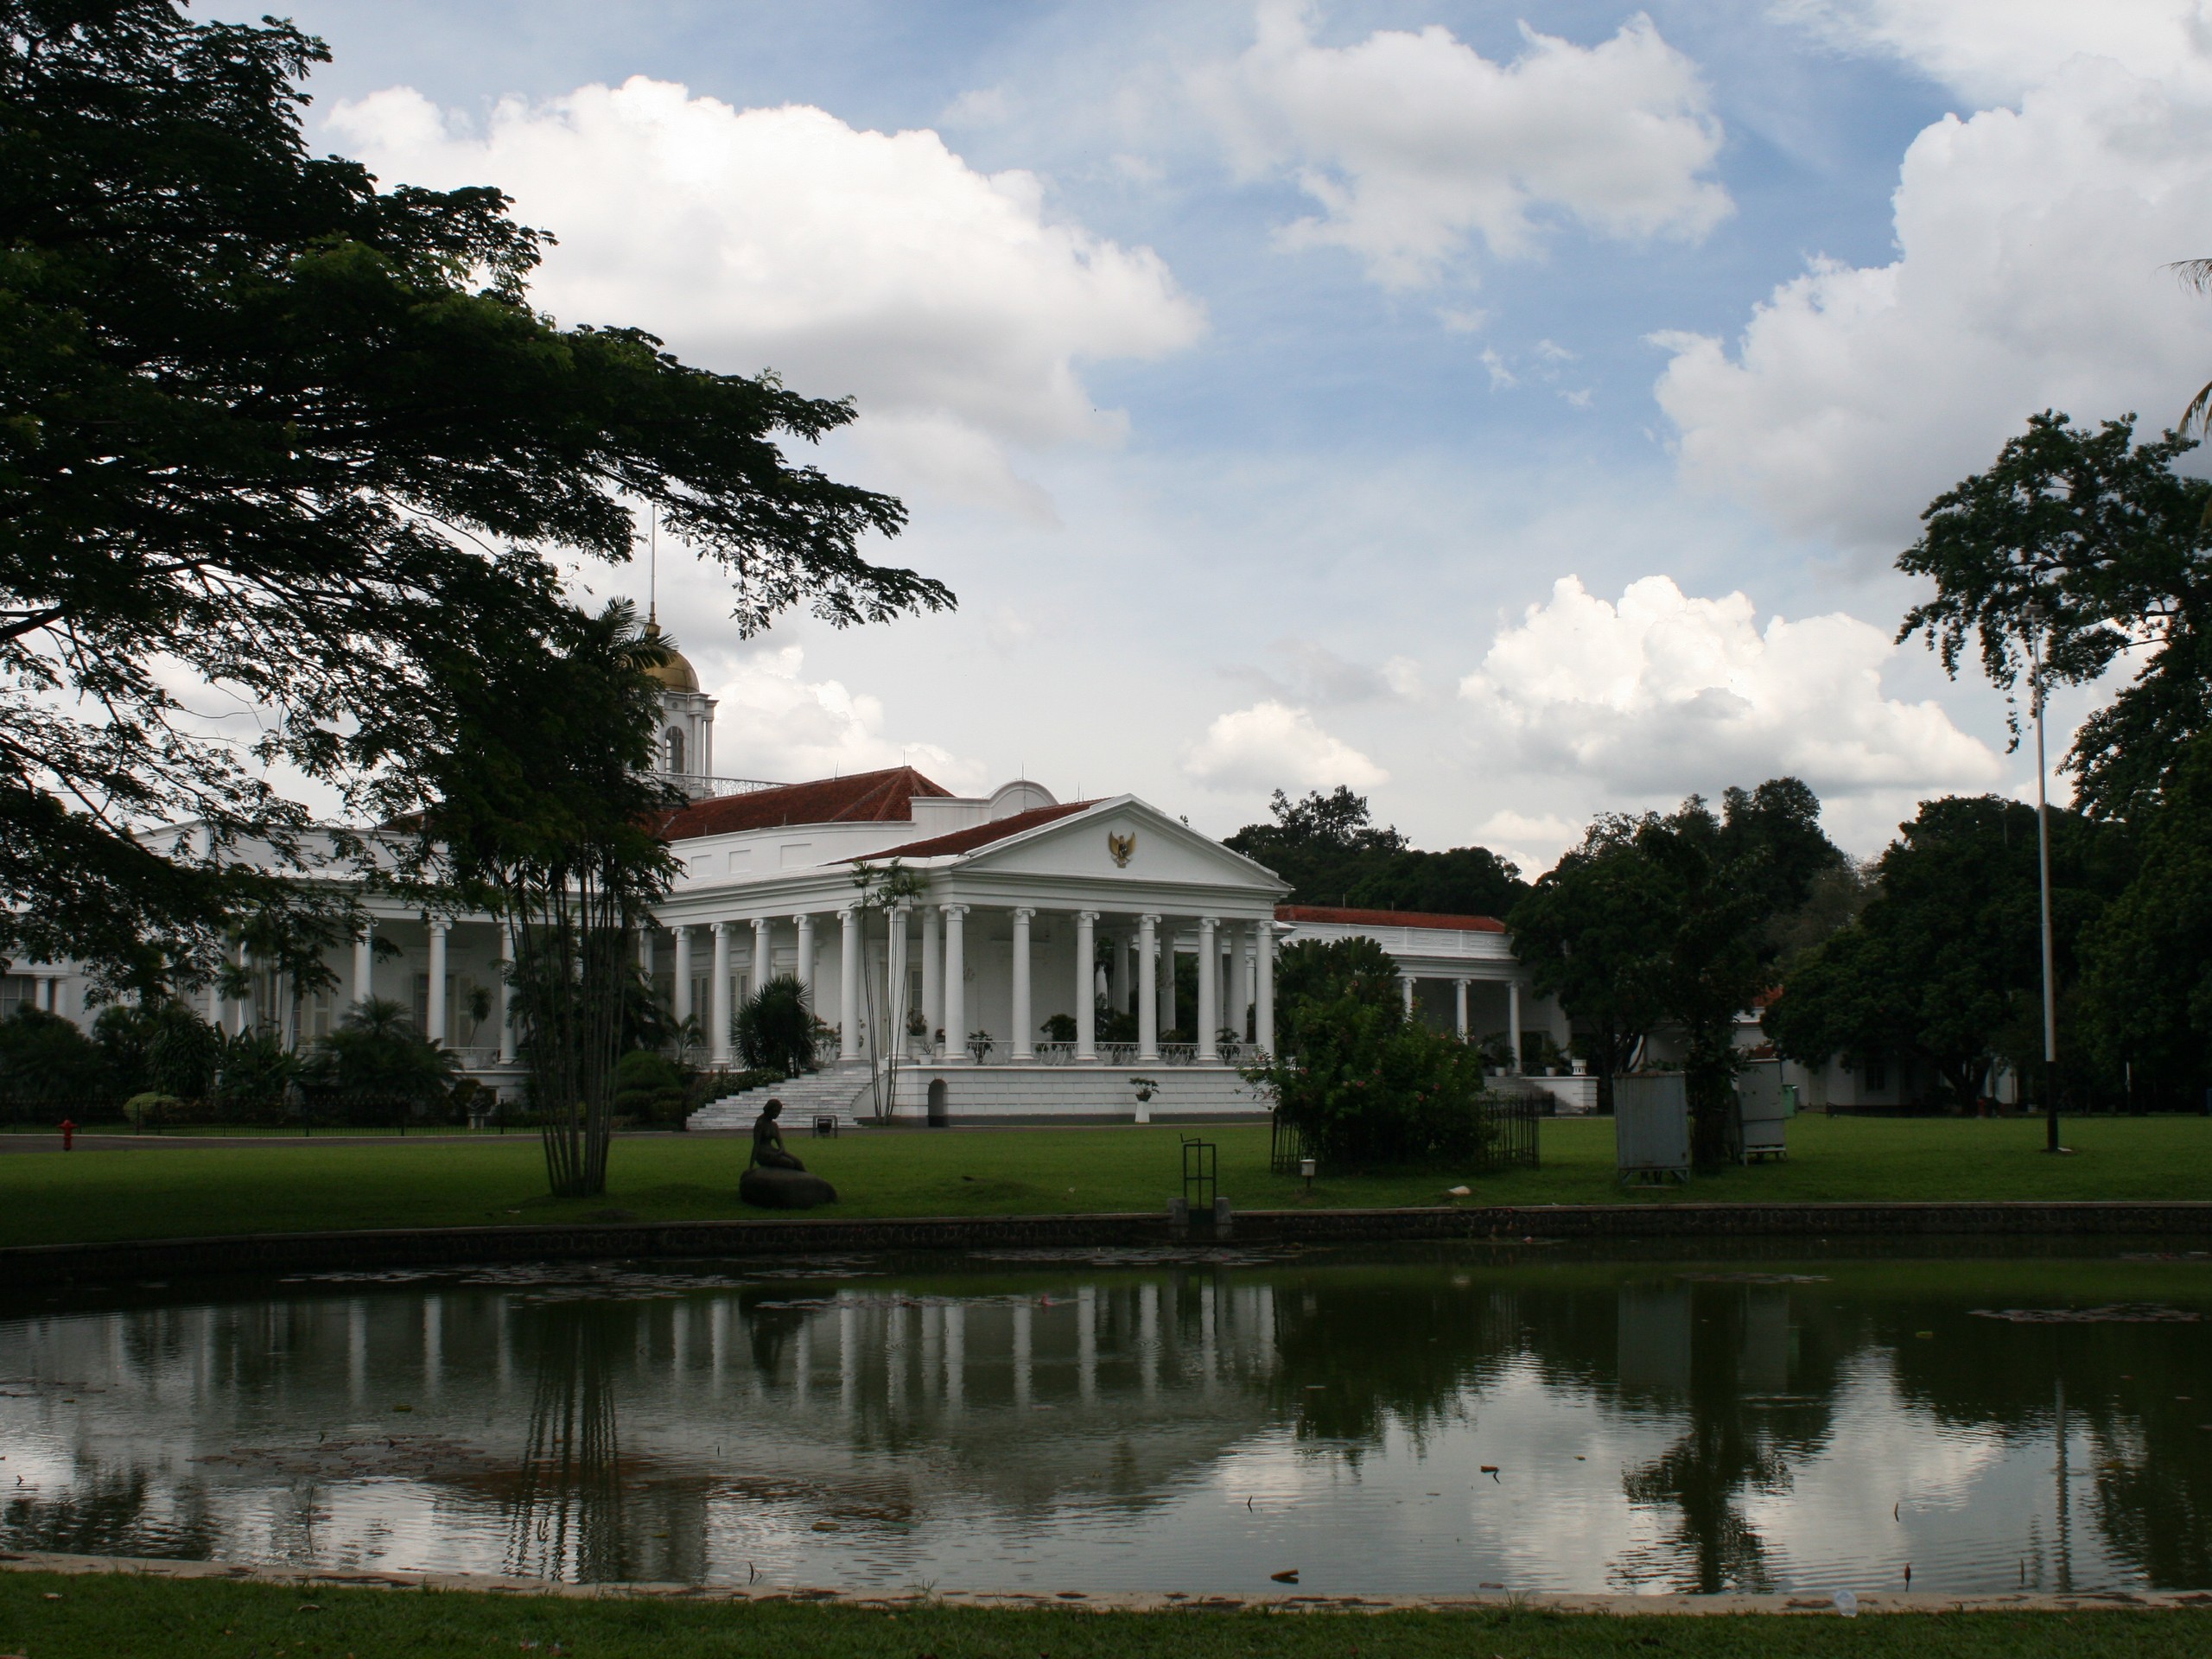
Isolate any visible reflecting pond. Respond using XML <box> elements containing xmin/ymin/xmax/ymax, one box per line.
<box><xmin>4</xmin><ymin>1244</ymin><xmax>2210</xmax><ymax>1596</ymax></box>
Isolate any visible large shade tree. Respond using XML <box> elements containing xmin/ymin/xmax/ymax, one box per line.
<box><xmin>2082</xmin><ymin>730</ymin><xmax>2212</xmax><ymax>1103</ymax></box>
<box><xmin>1897</xmin><ymin>412</ymin><xmax>2212</xmax><ymax>823</ymax></box>
<box><xmin>0</xmin><ymin>0</ymin><xmax>949</xmax><ymax>997</ymax></box>
<box><xmin>1512</xmin><ymin>779</ymin><xmax>1844</xmax><ymax>1159</ymax></box>
<box><xmin>1764</xmin><ymin>796</ymin><xmax>2126</xmax><ymax>1110</ymax></box>
<box><xmin>1225</xmin><ymin>787</ymin><xmax>1527</xmax><ymax>918</ymax></box>
<box><xmin>410</xmin><ymin>601</ymin><xmax>680</xmax><ymax>1196</ymax></box>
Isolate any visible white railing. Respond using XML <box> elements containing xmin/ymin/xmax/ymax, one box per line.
<box><xmin>653</xmin><ymin>771</ymin><xmax>785</xmax><ymax>801</ymax></box>
<box><xmin>868</xmin><ymin>1039</ymin><xmax>1255</xmax><ymax>1069</ymax></box>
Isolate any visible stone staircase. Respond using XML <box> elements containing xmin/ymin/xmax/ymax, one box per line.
<box><xmin>685</xmin><ymin>1062</ymin><xmax>879</xmax><ymax>1133</ymax></box>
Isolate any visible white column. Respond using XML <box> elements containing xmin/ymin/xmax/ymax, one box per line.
<box><xmin>1508</xmin><ymin>978</ymin><xmax>1522</xmax><ymax>1073</ymax></box>
<box><xmin>231</xmin><ymin>938</ymin><xmax>249</xmax><ymax>1035</ymax></box>
<box><xmin>887</xmin><ymin>902</ymin><xmax>911</xmax><ymax>1053</ymax></box>
<box><xmin>1255</xmin><ymin>921</ymin><xmax>1275</xmax><ymax>1054</ymax></box>
<box><xmin>1196</xmin><ymin>917</ymin><xmax>1219</xmax><ymax>1061</ymax></box>
<box><xmin>710</xmin><ymin>922</ymin><xmax>734</xmax><ymax>1064</ymax></box>
<box><xmin>498</xmin><ymin>923</ymin><xmax>517</xmax><ymax>1062</ymax></box>
<box><xmin>1137</xmin><ymin>913</ymin><xmax>1160</xmax><ymax>1063</ymax></box>
<box><xmin>1010</xmin><ymin>907</ymin><xmax>1034</xmax><ymax>1060</ymax></box>
<box><xmin>1455</xmin><ymin>977</ymin><xmax>1471</xmax><ymax>1040</ymax></box>
<box><xmin>794</xmin><ymin>913</ymin><xmax>816</xmax><ymax>1001</ymax></box>
<box><xmin>639</xmin><ymin>928</ymin><xmax>655</xmax><ymax>981</ymax></box>
<box><xmin>838</xmin><ymin>906</ymin><xmax>861</xmax><ymax>1061</ymax></box>
<box><xmin>425</xmin><ymin>919</ymin><xmax>448</xmax><ymax>1045</ymax></box>
<box><xmin>920</xmin><ymin>904</ymin><xmax>943</xmax><ymax>1050</ymax></box>
<box><xmin>941</xmin><ymin>903</ymin><xmax>969</xmax><ymax>1063</ymax></box>
<box><xmin>671</xmin><ymin>925</ymin><xmax>693</xmax><ymax>1026</ymax></box>
<box><xmin>1075</xmin><ymin>911</ymin><xmax>1098</xmax><ymax>1061</ymax></box>
<box><xmin>1157</xmin><ymin>927</ymin><xmax>1178</xmax><ymax>1037</ymax></box>
<box><xmin>352</xmin><ymin>921</ymin><xmax>374</xmax><ymax>1009</ymax></box>
<box><xmin>1401</xmin><ymin>975</ymin><xmax>1414</xmax><ymax>1018</ymax></box>
<box><xmin>751</xmin><ymin>916</ymin><xmax>771</xmax><ymax>1001</ymax></box>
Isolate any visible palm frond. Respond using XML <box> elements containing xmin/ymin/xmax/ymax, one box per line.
<box><xmin>2170</xmin><ymin>257</ymin><xmax>2212</xmax><ymax>293</ymax></box>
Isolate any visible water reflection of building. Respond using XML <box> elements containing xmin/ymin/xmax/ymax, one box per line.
<box><xmin>3</xmin><ymin>1263</ymin><xmax>2209</xmax><ymax>1594</ymax></box>
<box><xmin>0</xmin><ymin>1271</ymin><xmax>1284</xmax><ymax>1583</ymax></box>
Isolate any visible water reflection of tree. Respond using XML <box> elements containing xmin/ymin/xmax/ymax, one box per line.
<box><xmin>1606</xmin><ymin>1285</ymin><xmax>1844</xmax><ymax>1595</ymax></box>
<box><xmin>2</xmin><ymin>1465</ymin><xmax>217</xmax><ymax>1560</ymax></box>
<box><xmin>505</xmin><ymin>1303</ymin><xmax>628</xmax><ymax>1582</ymax></box>
<box><xmin>1267</xmin><ymin>1268</ymin><xmax>1521</xmax><ymax>1448</ymax></box>
<box><xmin>1889</xmin><ymin>1317</ymin><xmax>2212</xmax><ymax>1589</ymax></box>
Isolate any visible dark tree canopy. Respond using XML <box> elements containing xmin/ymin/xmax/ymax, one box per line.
<box><xmin>2082</xmin><ymin>731</ymin><xmax>2212</xmax><ymax>1099</ymax></box>
<box><xmin>1225</xmin><ymin>787</ymin><xmax>1527</xmax><ymax>918</ymax></box>
<box><xmin>1897</xmin><ymin>412</ymin><xmax>2212</xmax><ymax>822</ymax></box>
<box><xmin>1764</xmin><ymin>796</ymin><xmax>2126</xmax><ymax>1109</ymax></box>
<box><xmin>0</xmin><ymin>0</ymin><xmax>948</xmax><ymax>993</ymax></box>
<box><xmin>1510</xmin><ymin>778</ymin><xmax>1846</xmax><ymax>1154</ymax></box>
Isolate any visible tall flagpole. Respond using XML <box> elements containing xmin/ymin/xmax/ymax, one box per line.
<box><xmin>2031</xmin><ymin>626</ymin><xmax>2060</xmax><ymax>1153</ymax></box>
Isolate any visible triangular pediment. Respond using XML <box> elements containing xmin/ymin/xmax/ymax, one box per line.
<box><xmin>948</xmin><ymin>797</ymin><xmax>1287</xmax><ymax>892</ymax></box>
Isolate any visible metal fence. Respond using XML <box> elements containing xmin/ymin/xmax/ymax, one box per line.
<box><xmin>1269</xmin><ymin>1094</ymin><xmax>1541</xmax><ymax>1177</ymax></box>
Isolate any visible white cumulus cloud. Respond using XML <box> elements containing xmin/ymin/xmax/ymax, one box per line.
<box><xmin>709</xmin><ymin>645</ymin><xmax>988</xmax><ymax>794</ymax></box>
<box><xmin>1182</xmin><ymin>700</ymin><xmax>1388</xmax><ymax>792</ymax></box>
<box><xmin>1459</xmin><ymin>575</ymin><xmax>2000</xmax><ymax>811</ymax></box>
<box><xmin>327</xmin><ymin>79</ymin><xmax>1204</xmax><ymax>511</ymax></box>
<box><xmin>1204</xmin><ymin>3</ymin><xmax>1730</xmax><ymax>289</ymax></box>
<box><xmin>1655</xmin><ymin>14</ymin><xmax>2212</xmax><ymax>552</ymax></box>
<box><xmin>1778</xmin><ymin>0</ymin><xmax>2212</xmax><ymax>104</ymax></box>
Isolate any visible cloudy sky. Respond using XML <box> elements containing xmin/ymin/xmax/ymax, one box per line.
<box><xmin>245</xmin><ymin>0</ymin><xmax>2212</xmax><ymax>869</ymax></box>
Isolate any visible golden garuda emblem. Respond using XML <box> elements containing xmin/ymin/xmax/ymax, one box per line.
<box><xmin>1107</xmin><ymin>830</ymin><xmax>1135</xmax><ymax>868</ymax></box>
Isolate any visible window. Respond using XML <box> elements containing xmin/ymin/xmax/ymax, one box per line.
<box><xmin>1862</xmin><ymin>1053</ymin><xmax>1887</xmax><ymax>1093</ymax></box>
<box><xmin>665</xmin><ymin>726</ymin><xmax>686</xmax><ymax>773</ymax></box>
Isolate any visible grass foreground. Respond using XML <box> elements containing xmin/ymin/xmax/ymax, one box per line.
<box><xmin>4</xmin><ymin>1571</ymin><xmax>2211</xmax><ymax>1659</ymax></box>
<box><xmin>0</xmin><ymin>1114</ymin><xmax>2209</xmax><ymax>1251</ymax></box>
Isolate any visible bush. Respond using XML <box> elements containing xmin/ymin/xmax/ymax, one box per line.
<box><xmin>1249</xmin><ymin>947</ymin><xmax>1497</xmax><ymax>1168</ymax></box>
<box><xmin>0</xmin><ymin>1006</ymin><xmax>110</xmax><ymax>1115</ymax></box>
<box><xmin>123</xmin><ymin>1091</ymin><xmax>185</xmax><ymax>1129</ymax></box>
<box><xmin>297</xmin><ymin>997</ymin><xmax>458</xmax><ymax>1121</ymax></box>
<box><xmin>213</xmin><ymin>1029</ymin><xmax>296</xmax><ymax>1122</ymax></box>
<box><xmin>613</xmin><ymin>1049</ymin><xmax>688</xmax><ymax>1126</ymax></box>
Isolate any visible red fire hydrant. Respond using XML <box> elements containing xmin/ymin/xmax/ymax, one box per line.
<box><xmin>60</xmin><ymin>1118</ymin><xmax>75</xmax><ymax>1151</ymax></box>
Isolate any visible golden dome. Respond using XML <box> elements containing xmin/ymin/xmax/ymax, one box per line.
<box><xmin>640</xmin><ymin>620</ymin><xmax>699</xmax><ymax>694</ymax></box>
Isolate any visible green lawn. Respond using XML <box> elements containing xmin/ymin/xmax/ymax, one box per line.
<box><xmin>3</xmin><ymin>1572</ymin><xmax>2209</xmax><ymax>1659</ymax></box>
<box><xmin>0</xmin><ymin>1113</ymin><xmax>2209</xmax><ymax>1250</ymax></box>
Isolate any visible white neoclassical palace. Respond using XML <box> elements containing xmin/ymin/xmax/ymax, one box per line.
<box><xmin>4</xmin><ymin>636</ymin><xmax>1585</xmax><ymax>1122</ymax></box>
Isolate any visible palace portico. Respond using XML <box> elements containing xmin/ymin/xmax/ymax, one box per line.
<box><xmin>643</xmin><ymin>771</ymin><xmax>1290</xmax><ymax>1126</ymax></box>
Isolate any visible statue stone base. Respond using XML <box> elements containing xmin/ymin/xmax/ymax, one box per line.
<box><xmin>740</xmin><ymin>1165</ymin><xmax>839</xmax><ymax>1210</ymax></box>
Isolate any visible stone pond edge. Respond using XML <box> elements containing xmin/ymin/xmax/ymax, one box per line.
<box><xmin>3</xmin><ymin>1549</ymin><xmax>2209</xmax><ymax>1617</ymax></box>
<box><xmin>7</xmin><ymin>1200</ymin><xmax>2212</xmax><ymax>1284</ymax></box>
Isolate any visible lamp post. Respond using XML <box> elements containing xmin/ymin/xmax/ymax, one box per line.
<box><xmin>2030</xmin><ymin>620</ymin><xmax>2060</xmax><ymax>1154</ymax></box>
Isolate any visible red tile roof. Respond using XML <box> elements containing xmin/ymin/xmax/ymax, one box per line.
<box><xmin>858</xmin><ymin>800</ymin><xmax>1095</xmax><ymax>861</ymax></box>
<box><xmin>1276</xmin><ymin>904</ymin><xmax>1506</xmax><ymax>933</ymax></box>
<box><xmin>658</xmin><ymin>766</ymin><xmax>951</xmax><ymax>840</ymax></box>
